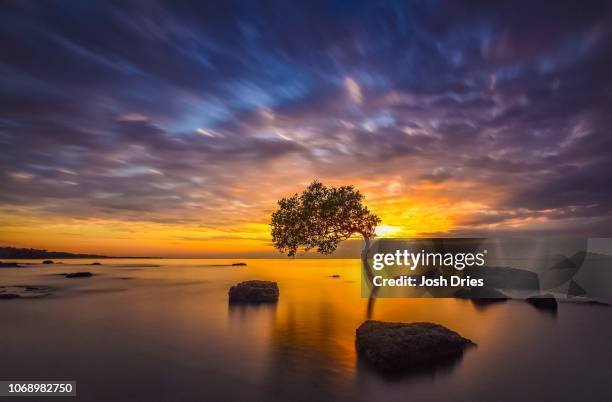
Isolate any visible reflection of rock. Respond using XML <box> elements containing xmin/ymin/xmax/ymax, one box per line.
<box><xmin>231</xmin><ymin>262</ymin><xmax>247</xmax><ymax>266</ymax></box>
<box><xmin>464</xmin><ymin>266</ymin><xmax>539</xmax><ymax>290</ymax></box>
<box><xmin>228</xmin><ymin>280</ymin><xmax>279</xmax><ymax>303</ymax></box>
<box><xmin>0</xmin><ymin>262</ymin><xmax>21</xmax><ymax>267</ymax></box>
<box><xmin>356</xmin><ymin>320</ymin><xmax>474</xmax><ymax>371</ymax></box>
<box><xmin>526</xmin><ymin>293</ymin><xmax>558</xmax><ymax>311</ymax></box>
<box><xmin>454</xmin><ymin>287</ymin><xmax>509</xmax><ymax>304</ymax></box>
<box><xmin>65</xmin><ymin>272</ymin><xmax>93</xmax><ymax>278</ymax></box>
<box><xmin>42</xmin><ymin>260</ymin><xmax>54</xmax><ymax>264</ymax></box>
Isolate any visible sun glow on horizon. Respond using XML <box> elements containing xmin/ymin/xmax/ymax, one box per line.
<box><xmin>0</xmin><ymin>175</ymin><xmax>548</xmax><ymax>257</ymax></box>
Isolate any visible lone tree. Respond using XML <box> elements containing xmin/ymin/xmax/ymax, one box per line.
<box><xmin>271</xmin><ymin>181</ymin><xmax>380</xmax><ymax>271</ymax></box>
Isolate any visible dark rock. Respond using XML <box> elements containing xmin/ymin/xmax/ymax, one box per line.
<box><xmin>232</xmin><ymin>262</ymin><xmax>247</xmax><ymax>266</ymax></box>
<box><xmin>91</xmin><ymin>262</ymin><xmax>102</xmax><ymax>265</ymax></box>
<box><xmin>0</xmin><ymin>262</ymin><xmax>21</xmax><ymax>267</ymax></box>
<box><xmin>454</xmin><ymin>287</ymin><xmax>509</xmax><ymax>304</ymax></box>
<box><xmin>356</xmin><ymin>320</ymin><xmax>474</xmax><ymax>372</ymax></box>
<box><xmin>526</xmin><ymin>293</ymin><xmax>558</xmax><ymax>311</ymax></box>
<box><xmin>65</xmin><ymin>271</ymin><xmax>93</xmax><ymax>278</ymax></box>
<box><xmin>229</xmin><ymin>280</ymin><xmax>279</xmax><ymax>303</ymax></box>
<box><xmin>0</xmin><ymin>293</ymin><xmax>21</xmax><ymax>300</ymax></box>
<box><xmin>1</xmin><ymin>285</ymin><xmax>53</xmax><ymax>298</ymax></box>
<box><xmin>330</xmin><ymin>274</ymin><xmax>341</xmax><ymax>278</ymax></box>
<box><xmin>42</xmin><ymin>260</ymin><xmax>54</xmax><ymax>264</ymax></box>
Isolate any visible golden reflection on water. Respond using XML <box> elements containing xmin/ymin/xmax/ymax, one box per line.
<box><xmin>3</xmin><ymin>257</ymin><xmax>603</xmax><ymax>402</ymax></box>
<box><xmin>0</xmin><ymin>258</ymin><xmax>503</xmax><ymax>379</ymax></box>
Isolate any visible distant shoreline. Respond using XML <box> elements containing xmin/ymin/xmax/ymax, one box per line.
<box><xmin>2</xmin><ymin>256</ymin><xmax>161</xmax><ymax>259</ymax></box>
<box><xmin>0</xmin><ymin>246</ymin><xmax>157</xmax><ymax>259</ymax></box>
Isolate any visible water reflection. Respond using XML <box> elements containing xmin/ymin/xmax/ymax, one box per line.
<box><xmin>0</xmin><ymin>259</ymin><xmax>610</xmax><ymax>402</ymax></box>
<box><xmin>228</xmin><ymin>302</ymin><xmax>278</xmax><ymax>321</ymax></box>
<box><xmin>356</xmin><ymin>348</ymin><xmax>470</xmax><ymax>383</ymax></box>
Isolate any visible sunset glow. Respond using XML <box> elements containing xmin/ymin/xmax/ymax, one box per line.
<box><xmin>1</xmin><ymin>2</ymin><xmax>611</xmax><ymax>257</ymax></box>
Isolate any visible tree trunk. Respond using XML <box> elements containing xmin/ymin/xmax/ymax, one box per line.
<box><xmin>360</xmin><ymin>236</ymin><xmax>378</xmax><ymax>318</ymax></box>
<box><xmin>360</xmin><ymin>236</ymin><xmax>373</xmax><ymax>282</ymax></box>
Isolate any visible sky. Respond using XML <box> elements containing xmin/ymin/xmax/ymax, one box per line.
<box><xmin>1</xmin><ymin>1</ymin><xmax>612</xmax><ymax>257</ymax></box>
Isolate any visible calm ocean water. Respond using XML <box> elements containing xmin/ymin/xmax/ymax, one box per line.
<box><xmin>1</xmin><ymin>259</ymin><xmax>611</xmax><ymax>402</ymax></box>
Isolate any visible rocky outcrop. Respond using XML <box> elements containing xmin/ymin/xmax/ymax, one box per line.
<box><xmin>65</xmin><ymin>272</ymin><xmax>93</xmax><ymax>278</ymax></box>
<box><xmin>526</xmin><ymin>293</ymin><xmax>558</xmax><ymax>311</ymax></box>
<box><xmin>0</xmin><ymin>262</ymin><xmax>21</xmax><ymax>268</ymax></box>
<box><xmin>42</xmin><ymin>260</ymin><xmax>54</xmax><ymax>264</ymax></box>
<box><xmin>228</xmin><ymin>280</ymin><xmax>279</xmax><ymax>303</ymax></box>
<box><xmin>231</xmin><ymin>262</ymin><xmax>247</xmax><ymax>266</ymax></box>
<box><xmin>356</xmin><ymin>320</ymin><xmax>474</xmax><ymax>371</ymax></box>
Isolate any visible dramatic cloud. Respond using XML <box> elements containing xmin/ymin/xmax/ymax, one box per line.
<box><xmin>1</xmin><ymin>0</ymin><xmax>612</xmax><ymax>254</ymax></box>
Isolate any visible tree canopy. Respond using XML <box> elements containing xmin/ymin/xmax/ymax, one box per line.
<box><xmin>271</xmin><ymin>181</ymin><xmax>381</xmax><ymax>257</ymax></box>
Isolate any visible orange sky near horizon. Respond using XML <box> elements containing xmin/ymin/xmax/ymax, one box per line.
<box><xmin>0</xmin><ymin>176</ymin><xmax>515</xmax><ymax>258</ymax></box>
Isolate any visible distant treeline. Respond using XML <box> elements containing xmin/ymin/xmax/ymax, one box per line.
<box><xmin>0</xmin><ymin>246</ymin><xmax>109</xmax><ymax>259</ymax></box>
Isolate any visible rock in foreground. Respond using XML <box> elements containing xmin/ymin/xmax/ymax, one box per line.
<box><xmin>356</xmin><ymin>320</ymin><xmax>474</xmax><ymax>372</ymax></box>
<box><xmin>526</xmin><ymin>293</ymin><xmax>558</xmax><ymax>311</ymax></box>
<box><xmin>65</xmin><ymin>271</ymin><xmax>93</xmax><ymax>278</ymax></box>
<box><xmin>228</xmin><ymin>280</ymin><xmax>279</xmax><ymax>303</ymax></box>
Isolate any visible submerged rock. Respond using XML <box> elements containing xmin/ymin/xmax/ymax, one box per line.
<box><xmin>454</xmin><ymin>287</ymin><xmax>509</xmax><ymax>304</ymax></box>
<box><xmin>0</xmin><ymin>262</ymin><xmax>21</xmax><ymax>268</ymax></box>
<box><xmin>526</xmin><ymin>293</ymin><xmax>558</xmax><ymax>311</ymax></box>
<box><xmin>228</xmin><ymin>280</ymin><xmax>279</xmax><ymax>303</ymax></box>
<box><xmin>65</xmin><ymin>271</ymin><xmax>93</xmax><ymax>278</ymax></box>
<box><xmin>0</xmin><ymin>285</ymin><xmax>52</xmax><ymax>299</ymax></box>
<box><xmin>356</xmin><ymin>320</ymin><xmax>474</xmax><ymax>372</ymax></box>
